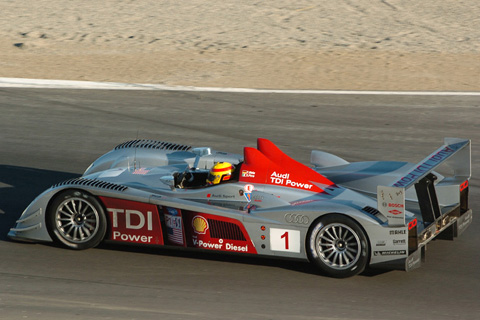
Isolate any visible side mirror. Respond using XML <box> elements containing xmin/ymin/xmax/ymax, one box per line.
<box><xmin>192</xmin><ymin>147</ymin><xmax>211</xmax><ymax>157</ymax></box>
<box><xmin>160</xmin><ymin>175</ymin><xmax>176</xmax><ymax>191</ymax></box>
<box><xmin>192</xmin><ymin>147</ymin><xmax>211</xmax><ymax>169</ymax></box>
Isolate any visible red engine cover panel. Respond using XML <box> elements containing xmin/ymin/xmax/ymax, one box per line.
<box><xmin>238</xmin><ymin>138</ymin><xmax>334</xmax><ymax>193</ymax></box>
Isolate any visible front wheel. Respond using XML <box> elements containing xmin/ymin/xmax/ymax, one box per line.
<box><xmin>46</xmin><ymin>189</ymin><xmax>107</xmax><ymax>250</ymax></box>
<box><xmin>307</xmin><ymin>214</ymin><xmax>369</xmax><ymax>278</ymax></box>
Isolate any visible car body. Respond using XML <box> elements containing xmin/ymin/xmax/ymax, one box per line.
<box><xmin>9</xmin><ymin>137</ymin><xmax>472</xmax><ymax>278</ymax></box>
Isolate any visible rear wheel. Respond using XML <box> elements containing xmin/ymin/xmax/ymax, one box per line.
<box><xmin>307</xmin><ymin>214</ymin><xmax>369</xmax><ymax>278</ymax></box>
<box><xmin>47</xmin><ymin>189</ymin><xmax>107</xmax><ymax>250</ymax></box>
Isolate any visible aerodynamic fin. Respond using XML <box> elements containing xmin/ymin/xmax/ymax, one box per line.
<box><xmin>239</xmin><ymin>139</ymin><xmax>334</xmax><ymax>192</ymax></box>
<box><xmin>391</xmin><ymin>138</ymin><xmax>470</xmax><ymax>189</ymax></box>
<box><xmin>378</xmin><ymin>138</ymin><xmax>471</xmax><ymax>227</ymax></box>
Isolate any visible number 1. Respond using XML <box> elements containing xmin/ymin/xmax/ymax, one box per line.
<box><xmin>281</xmin><ymin>231</ymin><xmax>289</xmax><ymax>250</ymax></box>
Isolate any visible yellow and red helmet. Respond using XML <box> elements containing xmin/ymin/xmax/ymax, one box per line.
<box><xmin>207</xmin><ymin>162</ymin><xmax>235</xmax><ymax>185</ymax></box>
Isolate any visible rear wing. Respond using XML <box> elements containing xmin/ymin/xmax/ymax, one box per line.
<box><xmin>391</xmin><ymin>138</ymin><xmax>470</xmax><ymax>190</ymax></box>
<box><xmin>377</xmin><ymin>138</ymin><xmax>471</xmax><ymax>227</ymax></box>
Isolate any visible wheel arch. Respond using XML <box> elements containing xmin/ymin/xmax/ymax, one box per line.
<box><xmin>45</xmin><ymin>188</ymin><xmax>110</xmax><ymax>249</ymax></box>
<box><xmin>45</xmin><ymin>187</ymin><xmax>110</xmax><ymax>229</ymax></box>
<box><xmin>305</xmin><ymin>212</ymin><xmax>372</xmax><ymax>269</ymax></box>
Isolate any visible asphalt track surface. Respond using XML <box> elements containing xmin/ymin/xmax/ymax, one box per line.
<box><xmin>0</xmin><ymin>88</ymin><xmax>479</xmax><ymax>320</ymax></box>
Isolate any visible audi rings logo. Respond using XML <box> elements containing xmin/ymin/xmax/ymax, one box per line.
<box><xmin>285</xmin><ymin>213</ymin><xmax>309</xmax><ymax>224</ymax></box>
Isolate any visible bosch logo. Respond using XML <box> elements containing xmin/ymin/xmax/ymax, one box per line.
<box><xmin>388</xmin><ymin>203</ymin><xmax>404</xmax><ymax>208</ymax></box>
<box><xmin>285</xmin><ymin>213</ymin><xmax>309</xmax><ymax>224</ymax></box>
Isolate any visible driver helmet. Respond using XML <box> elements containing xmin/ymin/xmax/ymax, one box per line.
<box><xmin>207</xmin><ymin>162</ymin><xmax>235</xmax><ymax>185</ymax></box>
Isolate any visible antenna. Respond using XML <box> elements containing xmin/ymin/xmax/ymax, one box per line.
<box><xmin>134</xmin><ymin>130</ymin><xmax>139</xmax><ymax>170</ymax></box>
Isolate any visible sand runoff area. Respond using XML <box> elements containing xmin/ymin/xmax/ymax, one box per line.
<box><xmin>1</xmin><ymin>1</ymin><xmax>479</xmax><ymax>91</ymax></box>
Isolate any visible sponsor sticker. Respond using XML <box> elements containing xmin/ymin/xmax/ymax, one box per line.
<box><xmin>241</xmin><ymin>170</ymin><xmax>256</xmax><ymax>178</ymax></box>
<box><xmin>207</xmin><ymin>193</ymin><xmax>236</xmax><ymax>199</ymax></box>
<box><xmin>373</xmin><ymin>250</ymin><xmax>407</xmax><ymax>256</ymax></box>
<box><xmin>185</xmin><ymin>212</ymin><xmax>257</xmax><ymax>254</ymax></box>
<box><xmin>376</xmin><ymin>240</ymin><xmax>386</xmax><ymax>247</ymax></box>
<box><xmin>408</xmin><ymin>219</ymin><xmax>418</xmax><ymax>230</ymax></box>
<box><xmin>191</xmin><ymin>238</ymin><xmax>250</xmax><ymax>252</ymax></box>
<box><xmin>133</xmin><ymin>168</ymin><xmax>150</xmax><ymax>175</ymax></box>
<box><xmin>378</xmin><ymin>186</ymin><xmax>405</xmax><ymax>227</ymax></box>
<box><xmin>192</xmin><ymin>215</ymin><xmax>209</xmax><ymax>234</ymax></box>
<box><xmin>392</xmin><ymin>143</ymin><xmax>465</xmax><ymax>188</ymax></box>
<box><xmin>167</xmin><ymin>207</ymin><xmax>179</xmax><ymax>216</ymax></box>
<box><xmin>269</xmin><ymin>172</ymin><xmax>313</xmax><ymax>190</ymax></box>
<box><xmin>244</xmin><ymin>184</ymin><xmax>254</xmax><ymax>202</ymax></box>
<box><xmin>164</xmin><ymin>207</ymin><xmax>184</xmax><ymax>246</ymax></box>
<box><xmin>389</xmin><ymin>230</ymin><xmax>406</xmax><ymax>235</ymax></box>
<box><xmin>101</xmin><ymin>197</ymin><xmax>163</xmax><ymax>245</ymax></box>
<box><xmin>406</xmin><ymin>251</ymin><xmax>422</xmax><ymax>270</ymax></box>
<box><xmin>389</xmin><ymin>209</ymin><xmax>403</xmax><ymax>215</ymax></box>
<box><xmin>284</xmin><ymin>213</ymin><xmax>309</xmax><ymax>224</ymax></box>
<box><xmin>460</xmin><ymin>180</ymin><xmax>469</xmax><ymax>192</ymax></box>
<box><xmin>388</xmin><ymin>203</ymin><xmax>404</xmax><ymax>208</ymax></box>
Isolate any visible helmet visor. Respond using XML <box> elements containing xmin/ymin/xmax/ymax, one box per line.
<box><xmin>207</xmin><ymin>172</ymin><xmax>220</xmax><ymax>185</ymax></box>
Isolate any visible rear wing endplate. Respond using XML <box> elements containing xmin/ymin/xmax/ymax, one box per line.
<box><xmin>377</xmin><ymin>186</ymin><xmax>406</xmax><ymax>227</ymax></box>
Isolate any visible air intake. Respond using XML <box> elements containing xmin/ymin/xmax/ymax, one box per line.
<box><xmin>207</xmin><ymin>219</ymin><xmax>246</xmax><ymax>241</ymax></box>
<box><xmin>52</xmin><ymin>178</ymin><xmax>128</xmax><ymax>192</ymax></box>
<box><xmin>114</xmin><ymin>139</ymin><xmax>192</xmax><ymax>151</ymax></box>
<box><xmin>363</xmin><ymin>206</ymin><xmax>380</xmax><ymax>216</ymax></box>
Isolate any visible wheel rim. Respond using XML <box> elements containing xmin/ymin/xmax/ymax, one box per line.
<box><xmin>315</xmin><ymin>223</ymin><xmax>361</xmax><ymax>270</ymax></box>
<box><xmin>54</xmin><ymin>197</ymin><xmax>100</xmax><ymax>243</ymax></box>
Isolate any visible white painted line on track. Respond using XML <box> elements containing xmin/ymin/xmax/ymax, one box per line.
<box><xmin>1</xmin><ymin>77</ymin><xmax>480</xmax><ymax>96</ymax></box>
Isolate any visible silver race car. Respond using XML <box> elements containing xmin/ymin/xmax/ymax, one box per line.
<box><xmin>9</xmin><ymin>137</ymin><xmax>472</xmax><ymax>278</ymax></box>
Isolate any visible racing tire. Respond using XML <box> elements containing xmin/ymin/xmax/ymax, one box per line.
<box><xmin>307</xmin><ymin>214</ymin><xmax>369</xmax><ymax>278</ymax></box>
<box><xmin>46</xmin><ymin>189</ymin><xmax>107</xmax><ymax>250</ymax></box>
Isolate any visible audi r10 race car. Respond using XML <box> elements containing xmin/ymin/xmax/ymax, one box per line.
<box><xmin>9</xmin><ymin>137</ymin><xmax>472</xmax><ymax>278</ymax></box>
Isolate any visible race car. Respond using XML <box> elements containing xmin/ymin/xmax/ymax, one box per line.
<box><xmin>8</xmin><ymin>137</ymin><xmax>472</xmax><ymax>278</ymax></box>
